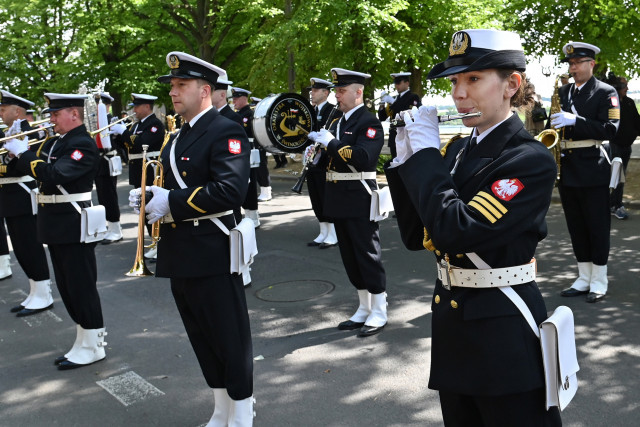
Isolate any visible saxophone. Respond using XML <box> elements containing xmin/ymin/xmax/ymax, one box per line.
<box><xmin>535</xmin><ymin>76</ymin><xmax>563</xmax><ymax>181</ymax></box>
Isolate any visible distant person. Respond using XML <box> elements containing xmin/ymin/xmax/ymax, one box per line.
<box><xmin>606</xmin><ymin>74</ymin><xmax>640</xmax><ymax>220</ymax></box>
<box><xmin>525</xmin><ymin>89</ymin><xmax>546</xmax><ymax>135</ymax></box>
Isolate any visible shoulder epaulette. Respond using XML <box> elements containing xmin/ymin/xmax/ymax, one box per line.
<box><xmin>440</xmin><ymin>134</ymin><xmax>463</xmax><ymax>157</ymax></box>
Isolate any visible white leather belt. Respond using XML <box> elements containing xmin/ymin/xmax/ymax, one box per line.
<box><xmin>37</xmin><ymin>192</ymin><xmax>92</xmax><ymax>204</ymax></box>
<box><xmin>326</xmin><ymin>171</ymin><xmax>376</xmax><ymax>181</ymax></box>
<box><xmin>0</xmin><ymin>176</ymin><xmax>35</xmax><ymax>184</ymax></box>
<box><xmin>561</xmin><ymin>139</ymin><xmax>601</xmax><ymax>150</ymax></box>
<box><xmin>129</xmin><ymin>151</ymin><xmax>160</xmax><ymax>160</ymax></box>
<box><xmin>162</xmin><ymin>210</ymin><xmax>234</xmax><ymax>225</ymax></box>
<box><xmin>249</xmin><ymin>138</ymin><xmax>254</xmax><ymax>143</ymax></box>
<box><xmin>437</xmin><ymin>259</ymin><xmax>537</xmax><ymax>291</ymax></box>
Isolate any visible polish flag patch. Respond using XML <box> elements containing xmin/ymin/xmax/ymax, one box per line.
<box><xmin>366</xmin><ymin>128</ymin><xmax>377</xmax><ymax>139</ymax></box>
<box><xmin>70</xmin><ymin>150</ymin><xmax>84</xmax><ymax>161</ymax></box>
<box><xmin>611</xmin><ymin>96</ymin><xmax>619</xmax><ymax>107</ymax></box>
<box><xmin>151</xmin><ymin>126</ymin><xmax>158</xmax><ymax>133</ymax></box>
<box><xmin>243</xmin><ymin>117</ymin><xmax>248</xmax><ymax>123</ymax></box>
<box><xmin>228</xmin><ymin>139</ymin><xmax>241</xmax><ymax>154</ymax></box>
<box><xmin>491</xmin><ymin>178</ymin><xmax>524</xmax><ymax>201</ymax></box>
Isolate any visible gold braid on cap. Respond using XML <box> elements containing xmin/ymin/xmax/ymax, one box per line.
<box><xmin>423</xmin><ymin>134</ymin><xmax>464</xmax><ymax>251</ymax></box>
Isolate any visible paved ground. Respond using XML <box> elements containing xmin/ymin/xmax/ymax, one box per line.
<box><xmin>1</xmin><ymin>158</ymin><xmax>640</xmax><ymax>426</ymax></box>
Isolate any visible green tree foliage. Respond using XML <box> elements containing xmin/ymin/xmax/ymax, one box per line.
<box><xmin>506</xmin><ymin>0</ymin><xmax>640</xmax><ymax>78</ymax></box>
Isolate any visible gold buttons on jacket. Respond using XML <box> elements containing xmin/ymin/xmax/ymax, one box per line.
<box><xmin>450</xmin><ymin>300</ymin><xmax>458</xmax><ymax>309</ymax></box>
<box><xmin>435</xmin><ymin>250</ymin><xmax>441</xmax><ymax>256</ymax></box>
<box><xmin>435</xmin><ymin>295</ymin><xmax>440</xmax><ymax>304</ymax></box>
<box><xmin>182</xmin><ymin>171</ymin><xmax>187</xmax><ymax>177</ymax></box>
<box><xmin>171</xmin><ymin>223</ymin><xmax>177</xmax><ymax>229</ymax></box>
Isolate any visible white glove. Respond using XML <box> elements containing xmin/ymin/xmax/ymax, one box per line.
<box><xmin>393</xmin><ymin>112</ymin><xmax>413</xmax><ymax>164</ymax></box>
<box><xmin>550</xmin><ymin>112</ymin><xmax>576</xmax><ymax>128</ymax></box>
<box><xmin>3</xmin><ymin>138</ymin><xmax>29</xmax><ymax>156</ymax></box>
<box><xmin>129</xmin><ymin>188</ymin><xmax>142</xmax><ymax>213</ymax></box>
<box><xmin>381</xmin><ymin>94</ymin><xmax>395</xmax><ymax>104</ymax></box>
<box><xmin>110</xmin><ymin>123</ymin><xmax>127</xmax><ymax>135</ymax></box>
<box><xmin>145</xmin><ymin>185</ymin><xmax>170</xmax><ymax>224</ymax></box>
<box><xmin>404</xmin><ymin>106</ymin><xmax>440</xmax><ymax>153</ymax></box>
<box><xmin>307</xmin><ymin>131</ymin><xmax>319</xmax><ymax>142</ymax></box>
<box><xmin>310</xmin><ymin>128</ymin><xmax>334</xmax><ymax>148</ymax></box>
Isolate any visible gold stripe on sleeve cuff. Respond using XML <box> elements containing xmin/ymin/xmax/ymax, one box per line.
<box><xmin>30</xmin><ymin>159</ymin><xmax>45</xmax><ymax>177</ymax></box>
<box><xmin>187</xmin><ymin>186</ymin><xmax>206</xmax><ymax>213</ymax></box>
<box><xmin>476</xmin><ymin>191</ymin><xmax>507</xmax><ymax>214</ymax></box>
<box><xmin>469</xmin><ymin>200</ymin><xmax>497</xmax><ymax>224</ymax></box>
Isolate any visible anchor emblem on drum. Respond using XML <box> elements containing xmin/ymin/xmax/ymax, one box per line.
<box><xmin>280</xmin><ymin>109</ymin><xmax>308</xmax><ymax>138</ymax></box>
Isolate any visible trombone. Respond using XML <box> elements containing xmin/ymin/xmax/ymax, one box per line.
<box><xmin>29</xmin><ymin>118</ymin><xmax>51</xmax><ymax>127</ymax></box>
<box><xmin>0</xmin><ymin>124</ymin><xmax>55</xmax><ymax>144</ymax></box>
<box><xmin>0</xmin><ymin>130</ymin><xmax>59</xmax><ymax>155</ymax></box>
<box><xmin>126</xmin><ymin>144</ymin><xmax>164</xmax><ymax>277</ymax></box>
<box><xmin>90</xmin><ymin>113</ymin><xmax>136</xmax><ymax>138</ymax></box>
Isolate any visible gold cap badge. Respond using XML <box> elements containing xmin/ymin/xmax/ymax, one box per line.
<box><xmin>449</xmin><ymin>31</ymin><xmax>469</xmax><ymax>56</ymax></box>
<box><xmin>566</xmin><ymin>45</ymin><xmax>574</xmax><ymax>54</ymax></box>
<box><xmin>331</xmin><ymin>70</ymin><xmax>338</xmax><ymax>84</ymax></box>
<box><xmin>169</xmin><ymin>54</ymin><xmax>180</xmax><ymax>69</ymax></box>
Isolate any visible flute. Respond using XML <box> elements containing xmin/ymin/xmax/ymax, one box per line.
<box><xmin>391</xmin><ymin>112</ymin><xmax>482</xmax><ymax>128</ymax></box>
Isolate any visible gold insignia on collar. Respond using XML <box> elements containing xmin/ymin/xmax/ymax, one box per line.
<box><xmin>566</xmin><ymin>45</ymin><xmax>574</xmax><ymax>54</ymax></box>
<box><xmin>331</xmin><ymin>70</ymin><xmax>338</xmax><ymax>84</ymax></box>
<box><xmin>449</xmin><ymin>31</ymin><xmax>469</xmax><ymax>56</ymax></box>
<box><xmin>169</xmin><ymin>54</ymin><xmax>180</xmax><ymax>69</ymax></box>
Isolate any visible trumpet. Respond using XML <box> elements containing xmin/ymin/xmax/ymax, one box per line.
<box><xmin>29</xmin><ymin>118</ymin><xmax>51</xmax><ymax>127</ymax></box>
<box><xmin>365</xmin><ymin>92</ymin><xmax>396</xmax><ymax>109</ymax></box>
<box><xmin>127</xmin><ymin>145</ymin><xmax>164</xmax><ymax>277</ymax></box>
<box><xmin>390</xmin><ymin>112</ymin><xmax>482</xmax><ymax>128</ymax></box>
<box><xmin>0</xmin><ymin>124</ymin><xmax>55</xmax><ymax>144</ymax></box>
<box><xmin>90</xmin><ymin>113</ymin><xmax>136</xmax><ymax>138</ymax></box>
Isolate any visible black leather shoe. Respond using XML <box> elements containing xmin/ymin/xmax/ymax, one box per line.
<box><xmin>586</xmin><ymin>292</ymin><xmax>606</xmax><ymax>303</ymax></box>
<box><xmin>10</xmin><ymin>304</ymin><xmax>25</xmax><ymax>313</ymax></box>
<box><xmin>16</xmin><ymin>304</ymin><xmax>53</xmax><ymax>317</ymax></box>
<box><xmin>338</xmin><ymin>320</ymin><xmax>365</xmax><ymax>330</ymax></box>
<box><xmin>357</xmin><ymin>324</ymin><xmax>386</xmax><ymax>337</ymax></box>
<box><xmin>560</xmin><ymin>288</ymin><xmax>589</xmax><ymax>297</ymax></box>
<box><xmin>319</xmin><ymin>242</ymin><xmax>337</xmax><ymax>249</ymax></box>
<box><xmin>307</xmin><ymin>241</ymin><xmax>321</xmax><ymax>247</ymax></box>
<box><xmin>54</xmin><ymin>356</ymin><xmax>67</xmax><ymax>366</ymax></box>
<box><xmin>58</xmin><ymin>357</ymin><xmax>105</xmax><ymax>371</ymax></box>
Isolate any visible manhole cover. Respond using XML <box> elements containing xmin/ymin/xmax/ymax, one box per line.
<box><xmin>255</xmin><ymin>280</ymin><xmax>335</xmax><ymax>302</ymax></box>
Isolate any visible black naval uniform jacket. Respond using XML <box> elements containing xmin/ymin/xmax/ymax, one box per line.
<box><xmin>155</xmin><ymin>108</ymin><xmax>250</xmax><ymax>279</ymax></box>
<box><xmin>557</xmin><ymin>76</ymin><xmax>619</xmax><ymax>187</ymax></box>
<box><xmin>237</xmin><ymin>105</ymin><xmax>254</xmax><ymax>142</ymax></box>
<box><xmin>122</xmin><ymin>114</ymin><xmax>165</xmax><ymax>186</ymax></box>
<box><xmin>10</xmin><ymin>125</ymin><xmax>99</xmax><ymax>244</ymax></box>
<box><xmin>378</xmin><ymin>90</ymin><xmax>421</xmax><ymax>151</ymax></box>
<box><xmin>324</xmin><ymin>105</ymin><xmax>383</xmax><ymax>218</ymax></box>
<box><xmin>309</xmin><ymin>102</ymin><xmax>342</xmax><ymax>172</ymax></box>
<box><xmin>219</xmin><ymin>104</ymin><xmax>243</xmax><ymax>126</ymax></box>
<box><xmin>385</xmin><ymin>114</ymin><xmax>557</xmax><ymax>396</ymax></box>
<box><xmin>0</xmin><ymin>120</ymin><xmax>38</xmax><ymax>217</ymax></box>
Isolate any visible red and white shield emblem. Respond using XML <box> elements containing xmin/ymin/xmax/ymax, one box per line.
<box><xmin>70</xmin><ymin>150</ymin><xmax>84</xmax><ymax>161</ymax></box>
<box><xmin>151</xmin><ymin>126</ymin><xmax>158</xmax><ymax>133</ymax></box>
<box><xmin>366</xmin><ymin>128</ymin><xmax>377</xmax><ymax>139</ymax></box>
<box><xmin>491</xmin><ymin>178</ymin><xmax>524</xmax><ymax>201</ymax></box>
<box><xmin>611</xmin><ymin>96</ymin><xmax>619</xmax><ymax>107</ymax></box>
<box><xmin>228</xmin><ymin>139</ymin><xmax>241</xmax><ymax>154</ymax></box>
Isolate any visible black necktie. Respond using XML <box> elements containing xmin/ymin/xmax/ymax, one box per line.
<box><xmin>468</xmin><ymin>137</ymin><xmax>477</xmax><ymax>152</ymax></box>
<box><xmin>179</xmin><ymin>123</ymin><xmax>191</xmax><ymax>140</ymax></box>
<box><xmin>314</xmin><ymin>106</ymin><xmax>319</xmax><ymax>116</ymax></box>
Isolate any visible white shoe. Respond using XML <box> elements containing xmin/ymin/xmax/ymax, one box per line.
<box><xmin>19</xmin><ymin>278</ymin><xmax>36</xmax><ymax>308</ymax></box>
<box><xmin>364</xmin><ymin>292</ymin><xmax>388</xmax><ymax>327</ymax></box>
<box><xmin>309</xmin><ymin>222</ymin><xmax>328</xmax><ymax>246</ymax></box>
<box><xmin>570</xmin><ymin>262</ymin><xmax>592</xmax><ymax>292</ymax></box>
<box><xmin>228</xmin><ymin>396</ymin><xmax>255</xmax><ymax>427</ymax></box>
<box><xmin>24</xmin><ymin>279</ymin><xmax>54</xmax><ymax>310</ymax></box>
<box><xmin>0</xmin><ymin>254</ymin><xmax>12</xmax><ymax>280</ymax></box>
<box><xmin>206</xmin><ymin>388</ymin><xmax>232</xmax><ymax>427</ymax></box>
<box><xmin>590</xmin><ymin>264</ymin><xmax>608</xmax><ymax>295</ymax></box>
<box><xmin>257</xmin><ymin>186</ymin><xmax>272</xmax><ymax>202</ymax></box>
<box><xmin>102</xmin><ymin>221</ymin><xmax>123</xmax><ymax>244</ymax></box>
<box><xmin>349</xmin><ymin>289</ymin><xmax>372</xmax><ymax>323</ymax></box>
<box><xmin>65</xmin><ymin>327</ymin><xmax>107</xmax><ymax>366</ymax></box>
<box><xmin>144</xmin><ymin>246</ymin><xmax>158</xmax><ymax>260</ymax></box>
<box><xmin>244</xmin><ymin>210</ymin><xmax>260</xmax><ymax>228</ymax></box>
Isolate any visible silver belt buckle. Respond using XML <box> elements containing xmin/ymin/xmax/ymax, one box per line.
<box><xmin>439</xmin><ymin>258</ymin><xmax>452</xmax><ymax>290</ymax></box>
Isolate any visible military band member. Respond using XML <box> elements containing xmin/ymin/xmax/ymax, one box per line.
<box><xmin>308</xmin><ymin>68</ymin><xmax>388</xmax><ymax>337</ymax></box>
<box><xmin>552</xmin><ymin>42</ymin><xmax>620</xmax><ymax>303</ymax></box>
<box><xmin>25</xmin><ymin>109</ymin><xmax>35</xmax><ymax>122</ymax></box>
<box><xmin>0</xmin><ymin>90</ymin><xmax>53</xmax><ymax>316</ymax></box>
<box><xmin>233</xmin><ymin>87</ymin><xmax>271</xmax><ymax>202</ymax></box>
<box><xmin>5</xmin><ymin>93</ymin><xmax>107</xmax><ymax>370</ymax></box>
<box><xmin>93</xmin><ymin>92</ymin><xmax>123</xmax><ymax>243</ymax></box>
<box><xmin>377</xmin><ymin>72</ymin><xmax>422</xmax><ymax>158</ymax></box>
<box><xmin>143</xmin><ymin>51</ymin><xmax>254</xmax><ymax>425</ymax></box>
<box><xmin>306</xmin><ymin>77</ymin><xmax>341</xmax><ymax>248</ymax></box>
<box><xmin>385</xmin><ymin>29</ymin><xmax>561</xmax><ymax>425</ymax></box>
<box><xmin>111</xmin><ymin>93</ymin><xmax>165</xmax><ymax>259</ymax></box>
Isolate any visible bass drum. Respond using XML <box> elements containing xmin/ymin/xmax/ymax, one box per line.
<box><xmin>252</xmin><ymin>93</ymin><xmax>315</xmax><ymax>154</ymax></box>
